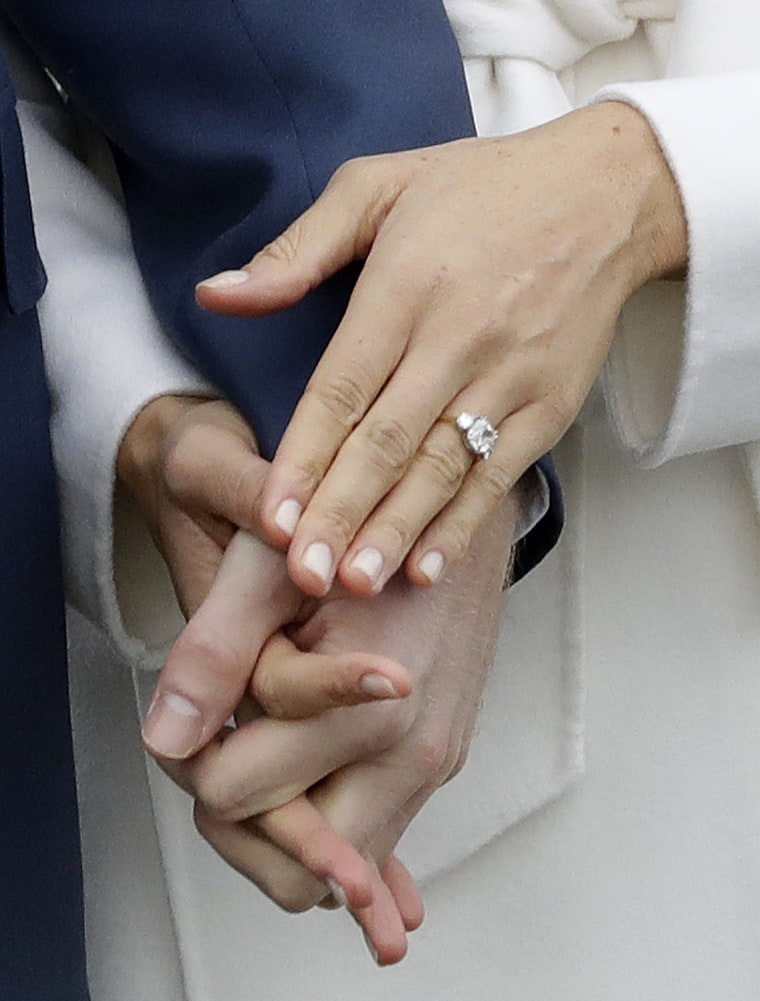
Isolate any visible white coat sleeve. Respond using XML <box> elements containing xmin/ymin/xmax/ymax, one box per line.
<box><xmin>9</xmin><ymin>38</ymin><xmax>212</xmax><ymax>662</ymax></box>
<box><xmin>591</xmin><ymin>68</ymin><xmax>760</xmax><ymax>467</ymax></box>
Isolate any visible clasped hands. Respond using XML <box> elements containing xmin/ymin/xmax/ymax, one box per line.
<box><xmin>119</xmin><ymin>397</ymin><xmax>516</xmax><ymax>965</ymax></box>
<box><xmin>125</xmin><ymin>102</ymin><xmax>687</xmax><ymax>965</ymax></box>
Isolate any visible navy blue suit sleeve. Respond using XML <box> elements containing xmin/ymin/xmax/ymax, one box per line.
<box><xmin>0</xmin><ymin>53</ymin><xmax>89</xmax><ymax>1001</ymax></box>
<box><xmin>2</xmin><ymin>0</ymin><xmax>563</xmax><ymax>577</ymax></box>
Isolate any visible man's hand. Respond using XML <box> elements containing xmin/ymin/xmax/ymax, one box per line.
<box><xmin>157</xmin><ymin>490</ymin><xmax>518</xmax><ymax>964</ymax></box>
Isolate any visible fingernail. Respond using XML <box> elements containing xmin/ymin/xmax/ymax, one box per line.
<box><xmin>196</xmin><ymin>269</ymin><xmax>251</xmax><ymax>290</ymax></box>
<box><xmin>142</xmin><ymin>692</ymin><xmax>204</xmax><ymax>759</ymax></box>
<box><xmin>273</xmin><ymin>497</ymin><xmax>302</xmax><ymax>537</ymax></box>
<box><xmin>360</xmin><ymin>674</ymin><xmax>399</xmax><ymax>700</ymax></box>
<box><xmin>418</xmin><ymin>550</ymin><xmax>444</xmax><ymax>584</ymax></box>
<box><xmin>349</xmin><ymin>547</ymin><xmax>384</xmax><ymax>587</ymax></box>
<box><xmin>302</xmin><ymin>541</ymin><xmax>334</xmax><ymax>585</ymax></box>
<box><xmin>326</xmin><ymin>878</ymin><xmax>348</xmax><ymax>909</ymax></box>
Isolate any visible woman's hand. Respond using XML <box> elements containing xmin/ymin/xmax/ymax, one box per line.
<box><xmin>198</xmin><ymin>101</ymin><xmax>687</xmax><ymax>597</ymax></box>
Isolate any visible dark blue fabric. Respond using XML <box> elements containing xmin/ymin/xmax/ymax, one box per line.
<box><xmin>0</xmin><ymin>55</ymin><xmax>89</xmax><ymax>1001</ymax></box>
<box><xmin>4</xmin><ymin>0</ymin><xmax>562</xmax><ymax>579</ymax></box>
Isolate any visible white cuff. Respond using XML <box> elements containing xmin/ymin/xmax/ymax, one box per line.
<box><xmin>592</xmin><ymin>69</ymin><xmax>760</xmax><ymax>466</ymax></box>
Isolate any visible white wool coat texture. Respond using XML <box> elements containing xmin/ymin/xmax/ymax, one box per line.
<box><xmin>8</xmin><ymin>1</ymin><xmax>760</xmax><ymax>997</ymax></box>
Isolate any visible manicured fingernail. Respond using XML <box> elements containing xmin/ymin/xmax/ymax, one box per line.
<box><xmin>273</xmin><ymin>497</ymin><xmax>302</xmax><ymax>537</ymax></box>
<box><xmin>349</xmin><ymin>547</ymin><xmax>384</xmax><ymax>587</ymax></box>
<box><xmin>142</xmin><ymin>692</ymin><xmax>203</xmax><ymax>759</ymax></box>
<box><xmin>360</xmin><ymin>674</ymin><xmax>399</xmax><ymax>700</ymax></box>
<box><xmin>418</xmin><ymin>550</ymin><xmax>444</xmax><ymax>584</ymax></box>
<box><xmin>326</xmin><ymin>878</ymin><xmax>348</xmax><ymax>909</ymax></box>
<box><xmin>196</xmin><ymin>269</ymin><xmax>250</xmax><ymax>289</ymax></box>
<box><xmin>302</xmin><ymin>541</ymin><xmax>334</xmax><ymax>585</ymax></box>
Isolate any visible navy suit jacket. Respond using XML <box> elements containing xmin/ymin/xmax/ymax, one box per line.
<box><xmin>3</xmin><ymin>0</ymin><xmax>562</xmax><ymax>579</ymax></box>
<box><xmin>0</xmin><ymin>54</ymin><xmax>89</xmax><ymax>1001</ymax></box>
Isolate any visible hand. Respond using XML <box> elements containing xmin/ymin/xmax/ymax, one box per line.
<box><xmin>158</xmin><ymin>489</ymin><xmax>519</xmax><ymax>964</ymax></box>
<box><xmin>118</xmin><ymin>398</ymin><xmax>418</xmax><ymax>959</ymax></box>
<box><xmin>197</xmin><ymin>101</ymin><xmax>687</xmax><ymax>598</ymax></box>
<box><xmin>150</xmin><ymin>532</ymin><xmax>426</xmax><ymax>965</ymax></box>
<box><xmin>118</xmin><ymin>397</ymin><xmax>412</xmax><ymax>759</ymax></box>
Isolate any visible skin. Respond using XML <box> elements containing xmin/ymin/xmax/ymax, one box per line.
<box><xmin>197</xmin><ymin>101</ymin><xmax>688</xmax><ymax>599</ymax></box>
<box><xmin>118</xmin><ymin>395</ymin><xmax>516</xmax><ymax>964</ymax></box>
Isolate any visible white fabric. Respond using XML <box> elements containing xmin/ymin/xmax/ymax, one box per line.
<box><xmin>7</xmin><ymin>34</ymin><xmax>214</xmax><ymax>656</ymax></box>
<box><xmin>8</xmin><ymin>0</ymin><xmax>760</xmax><ymax>997</ymax></box>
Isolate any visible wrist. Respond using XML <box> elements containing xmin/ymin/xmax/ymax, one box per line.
<box><xmin>589</xmin><ymin>101</ymin><xmax>688</xmax><ymax>288</ymax></box>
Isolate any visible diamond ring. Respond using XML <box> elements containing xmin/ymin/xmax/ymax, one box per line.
<box><xmin>450</xmin><ymin>412</ymin><xmax>499</xmax><ymax>460</ymax></box>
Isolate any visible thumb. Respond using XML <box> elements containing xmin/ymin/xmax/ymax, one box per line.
<box><xmin>142</xmin><ymin>531</ymin><xmax>299</xmax><ymax>760</ymax></box>
<box><xmin>195</xmin><ymin>156</ymin><xmax>397</xmax><ymax>317</ymax></box>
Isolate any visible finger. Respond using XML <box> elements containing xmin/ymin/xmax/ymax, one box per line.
<box><xmin>379</xmin><ymin>857</ymin><xmax>425</xmax><ymax>933</ymax></box>
<box><xmin>281</xmin><ymin>345</ymin><xmax>464</xmax><ymax>596</ymax></box>
<box><xmin>142</xmin><ymin>531</ymin><xmax>299</xmax><ymax>760</ymax></box>
<box><xmin>166</xmin><ymin>698</ymin><xmax>409</xmax><ymax>820</ymax></box>
<box><xmin>306</xmin><ymin>360</ymin><xmax>520</xmax><ymax>592</ymax></box>
<box><xmin>250</xmin><ymin>632</ymin><xmax>412</xmax><ymax>719</ymax></box>
<box><xmin>163</xmin><ymin>410</ymin><xmax>269</xmax><ymax>543</ymax></box>
<box><xmin>335</xmin><ymin>419</ymin><xmax>474</xmax><ymax>595</ymax></box>
<box><xmin>311</xmin><ymin>767</ymin><xmax>429</xmax><ymax>933</ymax></box>
<box><xmin>258</xmin><ymin>261</ymin><xmax>414</xmax><ymax>573</ymax></box>
<box><xmin>255</xmin><ymin>798</ymin><xmax>376</xmax><ymax>911</ymax></box>
<box><xmin>195</xmin><ymin>154</ymin><xmax>402</xmax><ymax>317</ymax></box>
<box><xmin>196</xmin><ymin>798</ymin><xmax>410</xmax><ymax>962</ymax></box>
<box><xmin>407</xmin><ymin>401</ymin><xmax>550</xmax><ymax>586</ymax></box>
<box><xmin>351</xmin><ymin>865</ymin><xmax>409</xmax><ymax>966</ymax></box>
<box><xmin>318</xmin><ymin>854</ymin><xmax>416</xmax><ymax>915</ymax></box>
<box><xmin>193</xmin><ymin>799</ymin><xmax>333</xmax><ymax>913</ymax></box>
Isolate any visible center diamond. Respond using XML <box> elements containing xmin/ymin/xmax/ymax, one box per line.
<box><xmin>456</xmin><ymin>412</ymin><xmax>498</xmax><ymax>459</ymax></box>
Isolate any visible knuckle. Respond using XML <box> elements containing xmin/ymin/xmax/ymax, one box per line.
<box><xmin>360</xmin><ymin>700</ymin><xmax>411</xmax><ymax>754</ymax></box>
<box><xmin>331</xmin><ymin>156</ymin><xmax>362</xmax><ymax>187</ymax></box>
<box><xmin>375</xmin><ymin>510</ymin><xmax>414</xmax><ymax>554</ymax></box>
<box><xmin>477</xmin><ymin>461</ymin><xmax>513</xmax><ymax>508</ymax></box>
<box><xmin>420</xmin><ymin>439</ymin><xmax>468</xmax><ymax>494</ymax></box>
<box><xmin>163</xmin><ymin>425</ymin><xmax>209</xmax><ymax>496</ymax></box>
<box><xmin>439</xmin><ymin>515</ymin><xmax>472</xmax><ymax>562</ymax></box>
<box><xmin>250</xmin><ymin>670</ymin><xmax>288</xmax><ymax>720</ymax></box>
<box><xmin>318</xmin><ymin>498</ymin><xmax>362</xmax><ymax>545</ymax></box>
<box><xmin>537</xmin><ymin>396</ymin><xmax>571</xmax><ymax>442</ymax></box>
<box><xmin>259</xmin><ymin>227</ymin><xmax>301</xmax><ymax>267</ymax></box>
<box><xmin>411</xmin><ymin>732</ymin><xmax>451</xmax><ymax>783</ymax></box>
<box><xmin>230</xmin><ymin>461</ymin><xmax>264</xmax><ymax>514</ymax></box>
<box><xmin>193</xmin><ymin>770</ymin><xmax>244</xmax><ymax>824</ymax></box>
<box><xmin>273</xmin><ymin>874</ymin><xmax>324</xmax><ymax>914</ymax></box>
<box><xmin>172</xmin><ymin>624</ymin><xmax>247</xmax><ymax>691</ymax></box>
<box><xmin>288</xmin><ymin>455</ymin><xmax>324</xmax><ymax>496</ymax></box>
<box><xmin>306</xmin><ymin>366</ymin><xmax>372</xmax><ymax>430</ymax></box>
<box><xmin>331</xmin><ymin>155</ymin><xmax>375</xmax><ymax>192</ymax></box>
<box><xmin>449</xmin><ymin>748</ymin><xmax>470</xmax><ymax>781</ymax></box>
<box><xmin>362</xmin><ymin>417</ymin><xmax>415</xmax><ymax>477</ymax></box>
